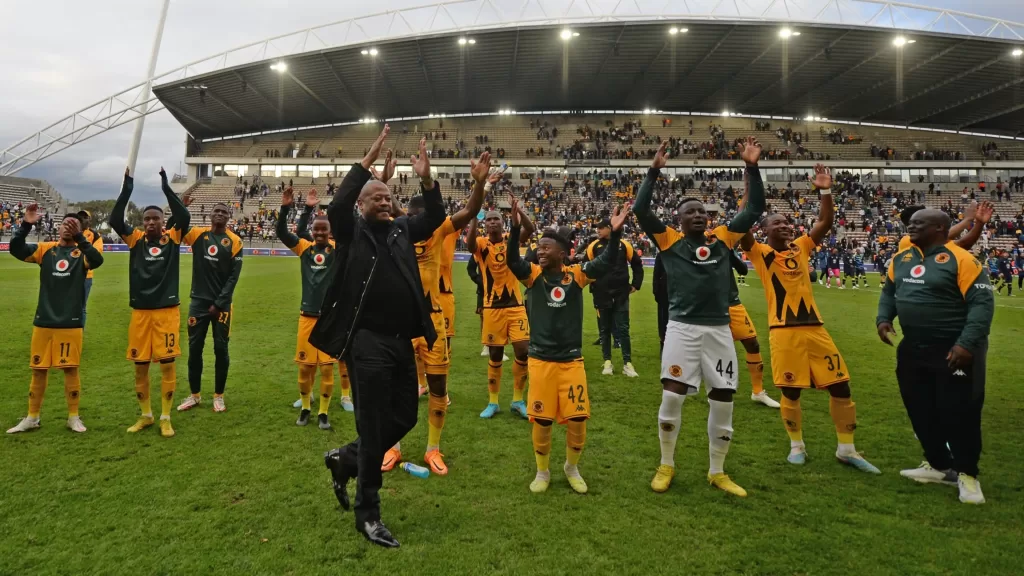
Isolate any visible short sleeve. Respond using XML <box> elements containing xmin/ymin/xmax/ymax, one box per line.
<box><xmin>438</xmin><ymin>216</ymin><xmax>457</xmax><ymax>239</ymax></box>
<box><xmin>122</xmin><ymin>229</ymin><xmax>144</xmax><ymax>249</ymax></box>
<box><xmin>290</xmin><ymin>238</ymin><xmax>312</xmax><ymax>257</ymax></box>
<box><xmin>651</xmin><ymin>227</ymin><xmax>681</xmax><ymax>251</ymax></box>
<box><xmin>167</xmin><ymin>228</ymin><xmax>184</xmax><ymax>244</ymax></box>
<box><xmin>954</xmin><ymin>248</ymin><xmax>986</xmax><ymax>297</ymax></box>
<box><xmin>229</xmin><ymin>231</ymin><xmax>244</xmax><ymax>256</ymax></box>
<box><xmin>522</xmin><ymin>264</ymin><xmax>543</xmax><ymax>288</ymax></box>
<box><xmin>571</xmin><ymin>265</ymin><xmax>590</xmax><ymax>288</ymax></box>
<box><xmin>181</xmin><ymin>227</ymin><xmax>204</xmax><ymax>246</ymax></box>
<box><xmin>713</xmin><ymin>225</ymin><xmax>744</xmax><ymax>249</ymax></box>
<box><xmin>24</xmin><ymin>242</ymin><xmax>56</xmax><ymax>264</ymax></box>
<box><xmin>898</xmin><ymin>236</ymin><xmax>912</xmax><ymax>251</ymax></box>
<box><xmin>886</xmin><ymin>257</ymin><xmax>896</xmax><ymax>281</ymax></box>
<box><xmin>472</xmin><ymin>236</ymin><xmax>487</xmax><ymax>254</ymax></box>
<box><xmin>795</xmin><ymin>235</ymin><xmax>817</xmax><ymax>254</ymax></box>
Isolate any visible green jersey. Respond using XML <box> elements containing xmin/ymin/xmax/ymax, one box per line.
<box><xmin>181</xmin><ymin>226</ymin><xmax>244</xmax><ymax>310</ymax></box>
<box><xmin>277</xmin><ymin>204</ymin><xmax>336</xmax><ymax>315</ymax></box>
<box><xmin>633</xmin><ymin>166</ymin><xmax>765</xmax><ymax>326</ymax></box>
<box><xmin>109</xmin><ymin>172</ymin><xmax>191</xmax><ymax>310</ymax></box>
<box><xmin>9</xmin><ymin>222</ymin><xmax>105</xmax><ymax>328</ymax></box>
<box><xmin>507</xmin><ymin>224</ymin><xmax>620</xmax><ymax>361</ymax></box>
<box><xmin>877</xmin><ymin>242</ymin><xmax>993</xmax><ymax>353</ymax></box>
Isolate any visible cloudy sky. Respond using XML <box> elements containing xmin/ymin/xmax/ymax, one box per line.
<box><xmin>3</xmin><ymin>0</ymin><xmax>1022</xmax><ymax>206</ymax></box>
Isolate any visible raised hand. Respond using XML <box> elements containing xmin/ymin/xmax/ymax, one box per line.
<box><xmin>610</xmin><ymin>203</ymin><xmax>631</xmax><ymax>232</ymax></box>
<box><xmin>181</xmin><ymin>191</ymin><xmax>193</xmax><ymax>207</ymax></box>
<box><xmin>509</xmin><ymin>193</ymin><xmax>520</xmax><ymax>227</ymax></box>
<box><xmin>63</xmin><ymin>216</ymin><xmax>81</xmax><ymax>238</ymax></box>
<box><xmin>811</xmin><ymin>163</ymin><xmax>832</xmax><ymax>190</ymax></box>
<box><xmin>159</xmin><ymin>166</ymin><xmax>167</xmax><ymax>178</ymax></box>
<box><xmin>305</xmin><ymin>189</ymin><xmax>319</xmax><ymax>207</ymax></box>
<box><xmin>963</xmin><ymin>200</ymin><xmax>978</xmax><ymax>220</ymax></box>
<box><xmin>487</xmin><ymin>165</ymin><xmax>505</xmax><ymax>185</ymax></box>
<box><xmin>411</xmin><ymin>137</ymin><xmax>432</xmax><ymax>185</ymax></box>
<box><xmin>361</xmin><ymin>124</ymin><xmax>390</xmax><ymax>170</ymax></box>
<box><xmin>975</xmin><ymin>200</ymin><xmax>994</xmax><ymax>224</ymax></box>
<box><xmin>23</xmin><ymin>203</ymin><xmax>40</xmax><ymax>224</ymax></box>
<box><xmin>281</xmin><ymin>187</ymin><xmax>295</xmax><ymax>207</ymax></box>
<box><xmin>470</xmin><ymin>151</ymin><xmax>492</xmax><ymax>182</ymax></box>
<box><xmin>370</xmin><ymin>149</ymin><xmax>396</xmax><ymax>183</ymax></box>
<box><xmin>651</xmin><ymin>141</ymin><xmax>668</xmax><ymax>170</ymax></box>
<box><xmin>124</xmin><ymin>166</ymin><xmax>131</xmax><ymax>178</ymax></box>
<box><xmin>739</xmin><ymin>136</ymin><xmax>762</xmax><ymax>166</ymax></box>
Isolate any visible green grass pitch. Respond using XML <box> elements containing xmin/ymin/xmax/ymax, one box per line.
<box><xmin>1</xmin><ymin>254</ymin><xmax>1022</xmax><ymax>575</ymax></box>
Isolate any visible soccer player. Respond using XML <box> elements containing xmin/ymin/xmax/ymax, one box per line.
<box><xmin>506</xmin><ymin>197</ymin><xmax>629</xmax><ymax>493</ymax></box>
<box><xmin>379</xmin><ymin>151</ymin><xmax>491</xmax><ymax>474</ymax></box>
<box><xmin>996</xmin><ymin>250</ymin><xmax>1014</xmax><ymax>296</ymax></box>
<box><xmin>841</xmin><ymin>246</ymin><xmax>856</xmax><ymax>290</ymax></box>
<box><xmin>109</xmin><ymin>167</ymin><xmax>189</xmax><ymax>438</ymax></box>
<box><xmin>277</xmin><ymin>188</ymin><xmax>347</xmax><ymax>429</ymax></box>
<box><xmin>173</xmin><ymin>196</ymin><xmax>244</xmax><ymax>413</ymax></box>
<box><xmin>853</xmin><ymin>246</ymin><xmax>868</xmax><ymax>289</ymax></box>
<box><xmin>728</xmin><ymin>250</ymin><xmax>779</xmax><ymax>408</ymax></box>
<box><xmin>635</xmin><ymin>138</ymin><xmax>764</xmax><ymax>498</ymax></box>
<box><xmin>77</xmin><ymin>210</ymin><xmax>103</xmax><ymax>327</ymax></box>
<box><xmin>466</xmin><ymin>200</ymin><xmax>536</xmax><ymax>419</ymax></box>
<box><xmin>826</xmin><ymin>248</ymin><xmax>841</xmax><ymax>288</ymax></box>
<box><xmin>7</xmin><ymin>206</ymin><xmax>104</xmax><ymax>434</ymax></box>
<box><xmin>877</xmin><ymin>208</ymin><xmax>993</xmax><ymax>504</ymax></box>
<box><xmin>740</xmin><ymin>164</ymin><xmax>879</xmax><ymax>473</ymax></box>
<box><xmin>583</xmin><ymin>217</ymin><xmax>643</xmax><ymax>377</ymax></box>
<box><xmin>816</xmin><ymin>246</ymin><xmax>828</xmax><ymax>285</ymax></box>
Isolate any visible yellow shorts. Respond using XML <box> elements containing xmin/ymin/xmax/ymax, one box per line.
<box><xmin>296</xmin><ymin>315</ymin><xmax>335</xmax><ymax>365</ymax></box>
<box><xmin>527</xmin><ymin>358</ymin><xmax>590</xmax><ymax>423</ymax></box>
<box><xmin>126</xmin><ymin>306</ymin><xmax>182</xmax><ymax>362</ymax></box>
<box><xmin>481</xmin><ymin>306</ymin><xmax>529</xmax><ymax>346</ymax></box>
<box><xmin>768</xmin><ymin>325</ymin><xmax>850</xmax><ymax>389</ymax></box>
<box><xmin>413</xmin><ymin>312</ymin><xmax>449</xmax><ymax>375</ymax></box>
<box><xmin>439</xmin><ymin>292</ymin><xmax>455</xmax><ymax>337</ymax></box>
<box><xmin>30</xmin><ymin>327</ymin><xmax>83</xmax><ymax>369</ymax></box>
<box><xmin>729</xmin><ymin>304</ymin><xmax>757</xmax><ymax>341</ymax></box>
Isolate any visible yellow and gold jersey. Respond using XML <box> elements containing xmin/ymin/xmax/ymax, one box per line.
<box><xmin>82</xmin><ymin>229</ymin><xmax>103</xmax><ymax>280</ymax></box>
<box><xmin>416</xmin><ymin>217</ymin><xmax>457</xmax><ymax>313</ymax></box>
<box><xmin>746</xmin><ymin>235</ymin><xmax>824</xmax><ymax>328</ymax></box>
<box><xmin>438</xmin><ymin>222</ymin><xmax>458</xmax><ymax>295</ymax></box>
<box><xmin>898</xmin><ymin>235</ymin><xmax>912</xmax><ymax>252</ymax></box>
<box><xmin>473</xmin><ymin>234</ymin><xmax>524</xmax><ymax>309</ymax></box>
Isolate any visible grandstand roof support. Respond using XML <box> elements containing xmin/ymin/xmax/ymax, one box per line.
<box><xmin>318</xmin><ymin>54</ymin><xmax>361</xmax><ymax>116</ymax></box>
<box><xmin>162</xmin><ymin>101</ymin><xmax>215</xmax><ymax>135</ymax></box>
<box><xmin>506</xmin><ymin>28</ymin><xmax>519</xmax><ymax>95</ymax></box>
<box><xmin>285</xmin><ymin>71</ymin><xmax>344</xmax><ymax>119</ymax></box>
<box><xmin>582</xmin><ymin>25</ymin><xmax>627</xmax><ymax>96</ymax></box>
<box><xmin>615</xmin><ymin>40</ymin><xmax>671</xmax><ymax>108</ymax></box>
<box><xmin>960</xmin><ymin>101</ymin><xmax>1024</xmax><ymax>131</ymax></box>
<box><xmin>232</xmin><ymin>72</ymin><xmax>282</xmax><ymax>117</ymax></box>
<box><xmin>203</xmin><ymin>89</ymin><xmax>261</xmax><ymax>130</ymax></box>
<box><xmin>824</xmin><ymin>40</ymin><xmax>965</xmax><ymax>116</ymax></box>
<box><xmin>414</xmin><ymin>40</ymin><xmax>438</xmax><ymax>112</ymax></box>
<box><xmin>911</xmin><ymin>75</ymin><xmax>1024</xmax><ymax>125</ymax></box>
<box><xmin>861</xmin><ymin>53</ymin><xmax>1003</xmax><ymax>121</ymax></box>
<box><xmin>795</xmin><ymin>46</ymin><xmax>888</xmax><ymax>111</ymax></box>
<box><xmin>371</xmin><ymin>59</ymin><xmax>408</xmax><ymax>113</ymax></box>
<box><xmin>656</xmin><ymin>27</ymin><xmax>737</xmax><ymax>109</ymax></box>
<box><xmin>735</xmin><ymin>31</ymin><xmax>852</xmax><ymax>111</ymax></box>
<box><xmin>693</xmin><ymin>41</ymin><xmax>776</xmax><ymax>110</ymax></box>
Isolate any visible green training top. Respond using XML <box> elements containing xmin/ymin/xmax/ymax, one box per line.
<box><xmin>277</xmin><ymin>204</ymin><xmax>336</xmax><ymax>315</ymax></box>
<box><xmin>877</xmin><ymin>241</ymin><xmax>993</xmax><ymax>353</ymax></box>
<box><xmin>9</xmin><ymin>221</ymin><xmax>105</xmax><ymax>328</ymax></box>
<box><xmin>633</xmin><ymin>166</ymin><xmax>765</xmax><ymax>326</ymax></box>
<box><xmin>507</xmin><ymin>224</ymin><xmax>620</xmax><ymax>361</ymax></box>
<box><xmin>181</xmin><ymin>226</ymin><xmax>244</xmax><ymax>311</ymax></box>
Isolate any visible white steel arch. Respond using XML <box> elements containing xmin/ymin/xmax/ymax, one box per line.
<box><xmin>3</xmin><ymin>0</ymin><xmax>1024</xmax><ymax>176</ymax></box>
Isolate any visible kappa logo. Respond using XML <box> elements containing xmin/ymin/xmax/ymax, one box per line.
<box><xmin>207</xmin><ymin>245</ymin><xmax>218</xmax><ymax>257</ymax></box>
<box><xmin>669</xmin><ymin>365</ymin><xmax>682</xmax><ymax>378</ymax></box>
<box><xmin>532</xmin><ymin>400</ymin><xmax>544</xmax><ymax>413</ymax></box>
<box><xmin>910</xmin><ymin>264</ymin><xmax>926</xmax><ymax>278</ymax></box>
<box><xmin>783</xmin><ymin>371</ymin><xmax>796</xmax><ymax>383</ymax></box>
<box><xmin>695</xmin><ymin>246</ymin><xmax>711</xmax><ymax>261</ymax></box>
<box><xmin>836</xmin><ymin>371</ymin><xmax>846</xmax><ymax>378</ymax></box>
<box><xmin>313</xmin><ymin>253</ymin><xmax>326</xmax><ymax>266</ymax></box>
<box><xmin>935</xmin><ymin>253</ymin><xmax>950</xmax><ymax>264</ymax></box>
<box><xmin>55</xmin><ymin>259</ymin><xmax>69</xmax><ymax>272</ymax></box>
<box><xmin>70</xmin><ymin>248</ymin><xmax>81</xmax><ymax>258</ymax></box>
<box><xmin>220</xmin><ymin>237</ymin><xmax>231</xmax><ymax>248</ymax></box>
<box><xmin>550</xmin><ymin>286</ymin><xmax>566</xmax><ymax>302</ymax></box>
<box><xmin>901</xmin><ymin>252</ymin><xmax>913</xmax><ymax>262</ymax></box>
<box><xmin>953</xmin><ymin>369</ymin><xmax>966</xmax><ymax>377</ymax></box>
<box><xmin>148</xmin><ymin>246</ymin><xmax>161</xmax><ymax>257</ymax></box>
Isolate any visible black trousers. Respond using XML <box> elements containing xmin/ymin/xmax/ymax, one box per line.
<box><xmin>187</xmin><ymin>304</ymin><xmax>231</xmax><ymax>395</ymax></box>
<box><xmin>896</xmin><ymin>339</ymin><xmax>986</xmax><ymax>477</ymax></box>
<box><xmin>337</xmin><ymin>329</ymin><xmax>419</xmax><ymax>525</ymax></box>
<box><xmin>656</xmin><ymin>300</ymin><xmax>669</xmax><ymax>353</ymax></box>
<box><xmin>598</xmin><ymin>294</ymin><xmax>632</xmax><ymax>363</ymax></box>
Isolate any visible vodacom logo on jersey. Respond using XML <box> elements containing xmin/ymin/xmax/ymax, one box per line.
<box><xmin>55</xmin><ymin>259</ymin><xmax>69</xmax><ymax>272</ymax></box>
<box><xmin>313</xmin><ymin>253</ymin><xmax>326</xmax><ymax>265</ymax></box>
<box><xmin>910</xmin><ymin>264</ymin><xmax>926</xmax><ymax>278</ymax></box>
<box><xmin>695</xmin><ymin>246</ymin><xmax>711</xmax><ymax>261</ymax></box>
<box><xmin>207</xmin><ymin>245</ymin><xmax>218</xmax><ymax>257</ymax></box>
<box><xmin>148</xmin><ymin>246</ymin><xmax>161</xmax><ymax>257</ymax></box>
<box><xmin>548</xmin><ymin>285</ymin><xmax>567</xmax><ymax>308</ymax></box>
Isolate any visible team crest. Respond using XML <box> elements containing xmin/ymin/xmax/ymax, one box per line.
<box><xmin>148</xmin><ymin>246</ymin><xmax>161</xmax><ymax>257</ymax></box>
<box><xmin>487</xmin><ymin>334</ymin><xmax>495</xmax><ymax>343</ymax></box>
<box><xmin>220</xmin><ymin>237</ymin><xmax>231</xmax><ymax>247</ymax></box>
<box><xmin>910</xmin><ymin>265</ymin><xmax>926</xmax><ymax>278</ymax></box>
<box><xmin>669</xmin><ymin>365</ymin><xmax>682</xmax><ymax>377</ymax></box>
<box><xmin>783</xmin><ymin>371</ymin><xmax>796</xmax><ymax>383</ymax></box>
<box><xmin>130</xmin><ymin>348</ymin><xmax>138</xmax><ymax>358</ymax></box>
<box><xmin>561</xmin><ymin>273</ymin><xmax>573</xmax><ymax>285</ymax></box>
<box><xmin>70</xmin><ymin>249</ymin><xmax>81</xmax><ymax>258</ymax></box>
<box><xmin>159</xmin><ymin>235</ymin><xmax>169</xmax><ymax>245</ymax></box>
<box><xmin>324</xmin><ymin>245</ymin><xmax>332</xmax><ymax>254</ymax></box>
<box><xmin>550</xmin><ymin>286</ymin><xmax>566</xmax><ymax>302</ymax></box>
<box><xmin>934</xmin><ymin>253</ymin><xmax>950</xmax><ymax>264</ymax></box>
<box><xmin>494</xmin><ymin>253</ymin><xmax>506</xmax><ymax>263</ymax></box>
<box><xmin>298</xmin><ymin>351</ymin><xmax>307</xmax><ymax>361</ymax></box>
<box><xmin>55</xmin><ymin>259</ymin><xmax>69</xmax><ymax>272</ymax></box>
<box><xmin>415</xmin><ymin>244</ymin><xmax>426</xmax><ymax>256</ymax></box>
<box><xmin>313</xmin><ymin>253</ymin><xmax>326</xmax><ymax>265</ymax></box>
<box><xmin>207</xmin><ymin>245</ymin><xmax>218</xmax><ymax>257</ymax></box>
<box><xmin>32</xmin><ymin>355</ymin><xmax>40</xmax><ymax>365</ymax></box>
<box><xmin>695</xmin><ymin>246</ymin><xmax>711</xmax><ymax>261</ymax></box>
<box><xmin>188</xmin><ymin>317</ymin><xmax>197</xmax><ymax>327</ymax></box>
<box><xmin>532</xmin><ymin>400</ymin><xmax>544</xmax><ymax>413</ymax></box>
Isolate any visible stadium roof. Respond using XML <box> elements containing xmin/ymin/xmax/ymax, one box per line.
<box><xmin>149</xmin><ymin>1</ymin><xmax>1024</xmax><ymax>140</ymax></box>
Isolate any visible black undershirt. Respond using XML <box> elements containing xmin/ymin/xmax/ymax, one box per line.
<box><xmin>358</xmin><ymin>221</ymin><xmax>418</xmax><ymax>338</ymax></box>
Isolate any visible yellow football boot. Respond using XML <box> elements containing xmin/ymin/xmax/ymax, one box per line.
<box><xmin>126</xmin><ymin>416</ymin><xmax>154</xmax><ymax>433</ymax></box>
<box><xmin>651</xmin><ymin>464</ymin><xmax>676</xmax><ymax>493</ymax></box>
<box><xmin>708</xmin><ymin>473</ymin><xmax>747</xmax><ymax>497</ymax></box>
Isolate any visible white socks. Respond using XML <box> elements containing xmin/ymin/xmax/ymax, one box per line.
<box><xmin>707</xmin><ymin>399</ymin><xmax>734</xmax><ymax>475</ymax></box>
<box><xmin>564</xmin><ymin>461</ymin><xmax>581</xmax><ymax>479</ymax></box>
<box><xmin>837</xmin><ymin>442</ymin><xmax>856</xmax><ymax>457</ymax></box>
<box><xmin>658</xmin><ymin>390</ymin><xmax>685</xmax><ymax>466</ymax></box>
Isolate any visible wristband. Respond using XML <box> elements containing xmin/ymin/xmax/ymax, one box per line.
<box><xmin>484</xmin><ymin>182</ymin><xmax>493</xmax><ymax>192</ymax></box>
<box><xmin>819</xmin><ymin>188</ymin><xmax>832</xmax><ymax>196</ymax></box>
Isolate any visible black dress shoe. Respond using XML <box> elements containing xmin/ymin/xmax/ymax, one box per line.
<box><xmin>323</xmin><ymin>449</ymin><xmax>351</xmax><ymax>511</ymax></box>
<box><xmin>359</xmin><ymin>520</ymin><xmax>400</xmax><ymax>548</ymax></box>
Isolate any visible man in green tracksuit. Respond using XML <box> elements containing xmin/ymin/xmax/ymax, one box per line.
<box><xmin>877</xmin><ymin>208</ymin><xmax>994</xmax><ymax>505</ymax></box>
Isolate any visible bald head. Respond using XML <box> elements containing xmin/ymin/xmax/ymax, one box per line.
<box><xmin>907</xmin><ymin>208</ymin><xmax>951</xmax><ymax>249</ymax></box>
<box><xmin>358</xmin><ymin>180</ymin><xmax>392</xmax><ymax>223</ymax></box>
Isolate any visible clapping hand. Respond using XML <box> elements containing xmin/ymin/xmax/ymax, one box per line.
<box><xmin>509</xmin><ymin>193</ymin><xmax>520</xmax><ymax>227</ymax></box>
<box><xmin>470</xmin><ymin>151</ymin><xmax>492</xmax><ymax>183</ymax></box>
<box><xmin>651</xmin><ymin>141</ymin><xmax>668</xmax><ymax>170</ymax></box>
<box><xmin>975</xmin><ymin>201</ymin><xmax>994</xmax><ymax>224</ymax></box>
<box><xmin>610</xmin><ymin>203</ymin><xmax>631</xmax><ymax>232</ymax></box>
<box><xmin>370</xmin><ymin>149</ymin><xmax>396</xmax><ymax>183</ymax></box>
<box><xmin>281</xmin><ymin>187</ymin><xmax>294</xmax><ymax>206</ymax></box>
<box><xmin>739</xmin><ymin>136</ymin><xmax>762</xmax><ymax>166</ymax></box>
<box><xmin>812</xmin><ymin>163</ymin><xmax>832</xmax><ymax>190</ymax></box>
<box><xmin>411</xmin><ymin>137</ymin><xmax>433</xmax><ymax>187</ymax></box>
<box><xmin>305</xmin><ymin>189</ymin><xmax>319</xmax><ymax>208</ymax></box>
<box><xmin>361</xmin><ymin>124</ymin><xmax>390</xmax><ymax>170</ymax></box>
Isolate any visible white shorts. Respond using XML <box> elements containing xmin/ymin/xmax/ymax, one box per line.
<box><xmin>660</xmin><ymin>321</ymin><xmax>738</xmax><ymax>396</ymax></box>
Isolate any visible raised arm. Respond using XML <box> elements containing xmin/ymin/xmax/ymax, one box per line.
<box><xmin>161</xmin><ymin>167</ymin><xmax>190</xmax><ymax>233</ymax></box>
<box><xmin>953</xmin><ymin>201</ymin><xmax>992</xmax><ymax>250</ymax></box>
<box><xmin>450</xmin><ymin>151</ymin><xmax>492</xmax><ymax>230</ymax></box>
<box><xmin>806</xmin><ymin>164</ymin><xmax>834</xmax><ymax>245</ymax></box>
<box><xmin>505</xmin><ymin>198</ymin><xmax>534</xmax><ymax>280</ymax></box>
<box><xmin>109</xmin><ymin>167</ymin><xmax>134</xmax><ymax>237</ymax></box>
<box><xmin>727</xmin><ymin>137</ymin><xmax>766</xmax><ymax>234</ymax></box>
<box><xmin>297</xmin><ymin>189</ymin><xmax>318</xmax><ymax>241</ymax></box>
<box><xmin>276</xmin><ymin>190</ymin><xmax>301</xmax><ymax>249</ymax></box>
<box><xmin>9</xmin><ymin>204</ymin><xmax>40</xmax><ymax>261</ymax></box>
<box><xmin>633</xmin><ymin>141</ymin><xmax>668</xmax><ymax>237</ymax></box>
<box><xmin>329</xmin><ymin>124</ymin><xmax>389</xmax><ymax>242</ymax></box>
<box><xmin>513</xmin><ymin>194</ymin><xmax>535</xmax><ymax>244</ymax></box>
<box><xmin>64</xmin><ymin>217</ymin><xmax>104</xmax><ymax>270</ymax></box>
<box><xmin>405</xmin><ymin>137</ymin><xmax>445</xmax><ymax>243</ymax></box>
<box><xmin>581</xmin><ymin>205</ymin><xmax>628</xmax><ymax>280</ymax></box>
